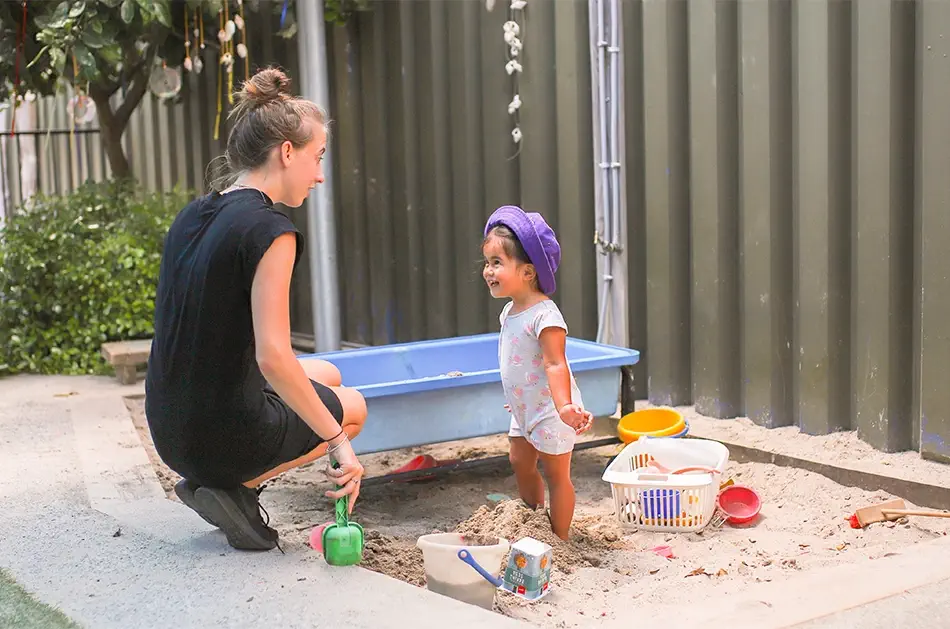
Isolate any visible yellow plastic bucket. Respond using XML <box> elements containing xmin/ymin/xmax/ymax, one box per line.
<box><xmin>616</xmin><ymin>408</ymin><xmax>685</xmax><ymax>444</ymax></box>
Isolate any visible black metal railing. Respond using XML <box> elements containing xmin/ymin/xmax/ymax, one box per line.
<box><xmin>0</xmin><ymin>128</ymin><xmax>106</xmax><ymax>217</ymax></box>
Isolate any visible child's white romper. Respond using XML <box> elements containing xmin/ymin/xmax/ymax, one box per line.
<box><xmin>499</xmin><ymin>300</ymin><xmax>584</xmax><ymax>456</ymax></box>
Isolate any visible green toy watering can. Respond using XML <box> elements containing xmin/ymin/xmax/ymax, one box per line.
<box><xmin>321</xmin><ymin>462</ymin><xmax>364</xmax><ymax>566</ymax></box>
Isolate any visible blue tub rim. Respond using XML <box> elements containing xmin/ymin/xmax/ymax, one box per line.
<box><xmin>300</xmin><ymin>332</ymin><xmax>641</xmax><ymax>400</ymax></box>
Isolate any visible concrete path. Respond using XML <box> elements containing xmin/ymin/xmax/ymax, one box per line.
<box><xmin>0</xmin><ymin>375</ymin><xmax>523</xmax><ymax>629</ymax></box>
<box><xmin>3</xmin><ymin>373</ymin><xmax>950</xmax><ymax>628</ymax></box>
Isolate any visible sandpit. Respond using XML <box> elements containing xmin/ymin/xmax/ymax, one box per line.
<box><xmin>126</xmin><ymin>397</ymin><xmax>950</xmax><ymax>627</ymax></box>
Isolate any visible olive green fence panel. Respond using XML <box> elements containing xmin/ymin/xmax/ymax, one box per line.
<box><xmin>628</xmin><ymin>0</ymin><xmax>950</xmax><ymax>460</ymax></box>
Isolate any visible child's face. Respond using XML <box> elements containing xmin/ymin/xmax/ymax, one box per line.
<box><xmin>482</xmin><ymin>236</ymin><xmax>534</xmax><ymax>299</ymax></box>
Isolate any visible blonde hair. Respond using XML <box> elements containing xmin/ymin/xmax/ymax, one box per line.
<box><xmin>210</xmin><ymin>67</ymin><xmax>328</xmax><ymax>190</ymax></box>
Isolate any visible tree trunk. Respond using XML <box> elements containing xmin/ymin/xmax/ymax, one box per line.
<box><xmin>100</xmin><ymin>122</ymin><xmax>131</xmax><ymax>179</ymax></box>
<box><xmin>89</xmin><ymin>89</ymin><xmax>132</xmax><ymax>180</ymax></box>
<box><xmin>89</xmin><ymin>66</ymin><xmax>152</xmax><ymax>181</ymax></box>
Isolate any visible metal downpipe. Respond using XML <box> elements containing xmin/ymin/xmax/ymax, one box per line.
<box><xmin>296</xmin><ymin>0</ymin><xmax>342</xmax><ymax>352</ymax></box>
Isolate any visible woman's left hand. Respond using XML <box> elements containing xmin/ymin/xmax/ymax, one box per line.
<box><xmin>559</xmin><ymin>403</ymin><xmax>594</xmax><ymax>435</ymax></box>
<box><xmin>323</xmin><ymin>436</ymin><xmax>364</xmax><ymax>512</ymax></box>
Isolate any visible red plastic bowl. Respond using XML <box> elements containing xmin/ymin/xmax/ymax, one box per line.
<box><xmin>717</xmin><ymin>485</ymin><xmax>761</xmax><ymax>524</ymax></box>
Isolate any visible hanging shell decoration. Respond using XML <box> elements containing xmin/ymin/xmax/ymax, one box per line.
<box><xmin>149</xmin><ymin>64</ymin><xmax>182</xmax><ymax>100</ymax></box>
<box><xmin>67</xmin><ymin>93</ymin><xmax>97</xmax><ymax>125</ymax></box>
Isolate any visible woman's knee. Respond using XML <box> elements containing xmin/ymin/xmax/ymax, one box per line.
<box><xmin>334</xmin><ymin>385</ymin><xmax>367</xmax><ymax>429</ymax></box>
<box><xmin>299</xmin><ymin>358</ymin><xmax>342</xmax><ymax>387</ymax></box>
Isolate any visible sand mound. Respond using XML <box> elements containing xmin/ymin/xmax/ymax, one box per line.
<box><xmin>360</xmin><ymin>530</ymin><xmax>426</xmax><ymax>586</ymax></box>
<box><xmin>455</xmin><ymin>500</ymin><xmax>625</xmax><ymax>573</ymax></box>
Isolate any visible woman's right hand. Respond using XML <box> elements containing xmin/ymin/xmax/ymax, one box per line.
<box><xmin>324</xmin><ymin>434</ymin><xmax>364</xmax><ymax>513</ymax></box>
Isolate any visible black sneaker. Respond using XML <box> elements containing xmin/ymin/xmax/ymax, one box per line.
<box><xmin>174</xmin><ymin>479</ymin><xmax>221</xmax><ymax>528</ymax></box>
<box><xmin>192</xmin><ymin>485</ymin><xmax>279</xmax><ymax>551</ymax></box>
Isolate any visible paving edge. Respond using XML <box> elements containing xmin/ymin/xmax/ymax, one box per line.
<box><xmin>686</xmin><ymin>430</ymin><xmax>950</xmax><ymax>510</ymax></box>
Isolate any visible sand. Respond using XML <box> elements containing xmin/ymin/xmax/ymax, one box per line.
<box><xmin>668</xmin><ymin>402</ymin><xmax>950</xmax><ymax>487</ymax></box>
<box><xmin>456</xmin><ymin>501</ymin><xmax>627</xmax><ymax>573</ymax></box>
<box><xmin>125</xmin><ymin>397</ymin><xmax>950</xmax><ymax>627</ymax></box>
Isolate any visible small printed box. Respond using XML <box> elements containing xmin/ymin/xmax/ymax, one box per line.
<box><xmin>501</xmin><ymin>537</ymin><xmax>552</xmax><ymax>600</ymax></box>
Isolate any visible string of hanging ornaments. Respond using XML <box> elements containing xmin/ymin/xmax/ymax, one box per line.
<box><xmin>178</xmin><ymin>1</ymin><xmax>251</xmax><ymax>140</ymax></box>
<box><xmin>505</xmin><ymin>0</ymin><xmax>526</xmax><ymax>157</ymax></box>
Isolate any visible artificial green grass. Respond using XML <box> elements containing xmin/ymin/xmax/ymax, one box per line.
<box><xmin>0</xmin><ymin>568</ymin><xmax>80</xmax><ymax>629</ymax></box>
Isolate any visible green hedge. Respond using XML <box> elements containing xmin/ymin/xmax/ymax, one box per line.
<box><xmin>0</xmin><ymin>179</ymin><xmax>192</xmax><ymax>376</ymax></box>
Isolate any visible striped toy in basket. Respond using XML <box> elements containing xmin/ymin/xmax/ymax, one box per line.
<box><xmin>601</xmin><ymin>437</ymin><xmax>730</xmax><ymax>533</ymax></box>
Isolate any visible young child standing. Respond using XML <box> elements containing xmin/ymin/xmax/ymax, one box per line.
<box><xmin>482</xmin><ymin>205</ymin><xmax>593</xmax><ymax>540</ymax></box>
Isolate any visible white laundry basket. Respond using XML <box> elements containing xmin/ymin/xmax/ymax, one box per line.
<box><xmin>601</xmin><ymin>437</ymin><xmax>730</xmax><ymax>532</ymax></box>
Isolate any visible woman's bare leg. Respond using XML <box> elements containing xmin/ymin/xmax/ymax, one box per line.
<box><xmin>298</xmin><ymin>357</ymin><xmax>342</xmax><ymax>387</ymax></box>
<box><xmin>243</xmin><ymin>385</ymin><xmax>366</xmax><ymax>487</ymax></box>
<box><xmin>242</xmin><ymin>357</ymin><xmax>365</xmax><ymax>487</ymax></box>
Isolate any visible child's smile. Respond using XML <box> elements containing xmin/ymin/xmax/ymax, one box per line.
<box><xmin>482</xmin><ymin>237</ymin><xmax>521</xmax><ymax>298</ymax></box>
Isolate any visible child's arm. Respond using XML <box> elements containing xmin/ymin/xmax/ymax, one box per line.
<box><xmin>539</xmin><ymin>327</ymin><xmax>592</xmax><ymax>433</ymax></box>
<box><xmin>539</xmin><ymin>326</ymin><xmax>574</xmax><ymax>411</ymax></box>
<box><xmin>537</xmin><ymin>309</ymin><xmax>594</xmax><ymax>433</ymax></box>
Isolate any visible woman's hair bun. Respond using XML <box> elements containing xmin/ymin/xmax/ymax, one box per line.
<box><xmin>241</xmin><ymin>67</ymin><xmax>292</xmax><ymax>106</ymax></box>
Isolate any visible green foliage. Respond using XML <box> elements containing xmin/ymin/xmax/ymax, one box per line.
<box><xmin>0</xmin><ymin>179</ymin><xmax>192</xmax><ymax>377</ymax></box>
<box><xmin>0</xmin><ymin>0</ymin><xmax>178</xmax><ymax>103</ymax></box>
<box><xmin>324</xmin><ymin>0</ymin><xmax>372</xmax><ymax>26</ymax></box>
<box><xmin>0</xmin><ymin>0</ymin><xmax>372</xmax><ymax>104</ymax></box>
<box><xmin>0</xmin><ymin>1</ymin><xmax>370</xmax><ymax>175</ymax></box>
<box><xmin>276</xmin><ymin>0</ymin><xmax>373</xmax><ymax>34</ymax></box>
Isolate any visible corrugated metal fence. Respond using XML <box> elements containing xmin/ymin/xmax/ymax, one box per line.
<box><xmin>3</xmin><ymin>0</ymin><xmax>950</xmax><ymax>460</ymax></box>
<box><xmin>627</xmin><ymin>0</ymin><xmax>950</xmax><ymax>463</ymax></box>
<box><xmin>324</xmin><ymin>0</ymin><xmax>598</xmax><ymax>349</ymax></box>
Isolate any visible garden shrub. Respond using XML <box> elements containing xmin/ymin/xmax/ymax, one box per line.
<box><xmin>0</xmin><ymin>179</ymin><xmax>193</xmax><ymax>376</ymax></box>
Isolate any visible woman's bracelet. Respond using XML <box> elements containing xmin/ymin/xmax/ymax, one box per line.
<box><xmin>327</xmin><ymin>432</ymin><xmax>349</xmax><ymax>455</ymax></box>
<box><xmin>327</xmin><ymin>426</ymin><xmax>345</xmax><ymax>443</ymax></box>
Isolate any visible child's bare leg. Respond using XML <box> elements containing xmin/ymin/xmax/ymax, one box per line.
<box><xmin>539</xmin><ymin>451</ymin><xmax>574</xmax><ymax>540</ymax></box>
<box><xmin>509</xmin><ymin>437</ymin><xmax>544</xmax><ymax>509</ymax></box>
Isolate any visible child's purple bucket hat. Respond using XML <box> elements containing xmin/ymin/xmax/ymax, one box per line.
<box><xmin>484</xmin><ymin>205</ymin><xmax>561</xmax><ymax>295</ymax></box>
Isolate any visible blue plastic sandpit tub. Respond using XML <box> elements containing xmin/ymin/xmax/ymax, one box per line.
<box><xmin>304</xmin><ymin>332</ymin><xmax>641</xmax><ymax>455</ymax></box>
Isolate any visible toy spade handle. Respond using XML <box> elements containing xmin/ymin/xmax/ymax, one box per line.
<box><xmin>331</xmin><ymin>461</ymin><xmax>349</xmax><ymax>526</ymax></box>
<box><xmin>457</xmin><ymin>549</ymin><xmax>503</xmax><ymax>588</ymax></box>
<box><xmin>335</xmin><ymin>491</ymin><xmax>349</xmax><ymax>526</ymax></box>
